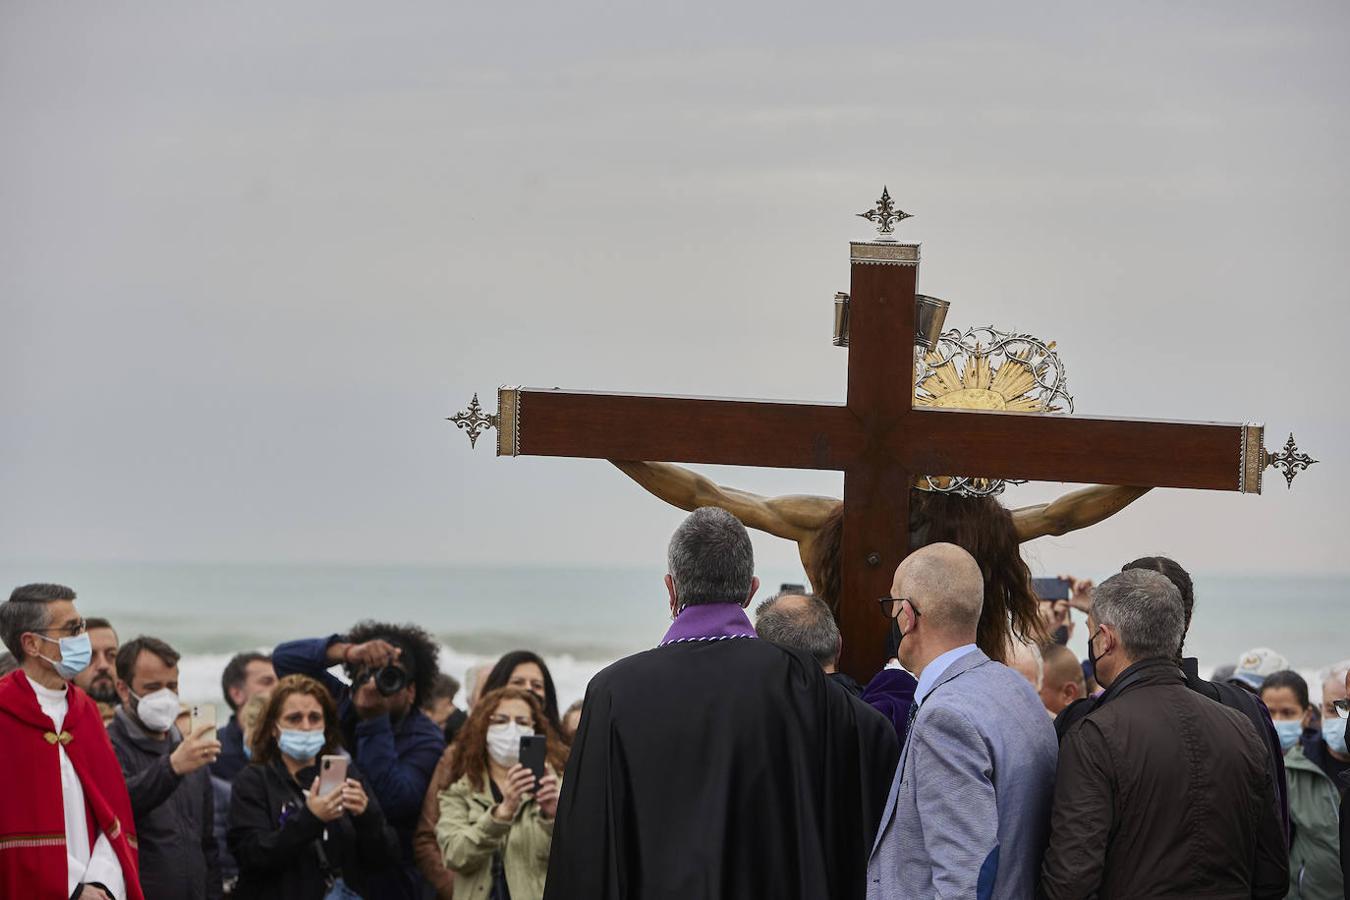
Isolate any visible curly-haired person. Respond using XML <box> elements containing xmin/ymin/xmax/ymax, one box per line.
<box><xmin>272</xmin><ymin>620</ymin><xmax>446</xmax><ymax>900</ymax></box>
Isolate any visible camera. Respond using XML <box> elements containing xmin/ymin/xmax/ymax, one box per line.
<box><xmin>356</xmin><ymin>665</ymin><xmax>410</xmax><ymax>697</ymax></box>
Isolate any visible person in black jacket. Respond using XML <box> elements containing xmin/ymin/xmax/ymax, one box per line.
<box><xmin>228</xmin><ymin>674</ymin><xmax>399</xmax><ymax>900</ymax></box>
<box><xmin>1055</xmin><ymin>555</ymin><xmax>1291</xmax><ymax>842</ymax></box>
<box><xmin>108</xmin><ymin>636</ymin><xmax>223</xmax><ymax>900</ymax></box>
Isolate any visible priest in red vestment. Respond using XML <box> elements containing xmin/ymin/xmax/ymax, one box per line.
<box><xmin>0</xmin><ymin>583</ymin><xmax>143</xmax><ymax>900</ymax></box>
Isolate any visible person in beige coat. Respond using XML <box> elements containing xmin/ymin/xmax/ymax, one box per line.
<box><xmin>436</xmin><ymin>687</ymin><xmax>566</xmax><ymax>900</ymax></box>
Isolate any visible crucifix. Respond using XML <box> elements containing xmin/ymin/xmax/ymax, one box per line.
<box><xmin>451</xmin><ymin>188</ymin><xmax>1316</xmax><ymax>679</ymax></box>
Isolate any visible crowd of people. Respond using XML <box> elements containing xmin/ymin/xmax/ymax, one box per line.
<box><xmin>1</xmin><ymin>508</ymin><xmax>1347</xmax><ymax>898</ymax></box>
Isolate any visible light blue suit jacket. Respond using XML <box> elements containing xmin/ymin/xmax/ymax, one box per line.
<box><xmin>866</xmin><ymin>648</ymin><xmax>1058</xmax><ymax>900</ymax></box>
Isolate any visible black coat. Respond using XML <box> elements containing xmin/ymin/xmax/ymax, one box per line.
<box><xmin>544</xmin><ymin>639</ymin><xmax>875</xmax><ymax>900</ymax></box>
<box><xmin>1056</xmin><ymin>656</ymin><xmax>1291</xmax><ymax>843</ymax></box>
<box><xmin>227</xmin><ymin>757</ymin><xmax>400</xmax><ymax>900</ymax></box>
<box><xmin>107</xmin><ymin>708</ymin><xmax>222</xmax><ymax>900</ymax></box>
<box><xmin>1042</xmin><ymin>659</ymin><xmax>1288</xmax><ymax>899</ymax></box>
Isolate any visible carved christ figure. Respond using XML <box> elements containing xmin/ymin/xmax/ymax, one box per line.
<box><xmin>612</xmin><ymin>460</ymin><xmax>1150</xmax><ymax>659</ymax></box>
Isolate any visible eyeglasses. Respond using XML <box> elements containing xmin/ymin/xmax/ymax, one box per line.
<box><xmin>877</xmin><ymin>597</ymin><xmax>921</xmax><ymax>620</ymax></box>
<box><xmin>35</xmin><ymin>619</ymin><xmax>87</xmax><ymax>638</ymax></box>
<box><xmin>1334</xmin><ymin>699</ymin><xmax>1349</xmax><ymax>720</ymax></box>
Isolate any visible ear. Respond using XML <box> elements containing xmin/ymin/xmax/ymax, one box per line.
<box><xmin>741</xmin><ymin>576</ymin><xmax>760</xmax><ymax>609</ymax></box>
<box><xmin>115</xmin><ymin>679</ymin><xmax>131</xmax><ymax>706</ymax></box>
<box><xmin>20</xmin><ymin>632</ymin><xmax>42</xmax><ymax>660</ymax></box>
<box><xmin>665</xmin><ymin>574</ymin><xmax>678</xmax><ymax>617</ymax></box>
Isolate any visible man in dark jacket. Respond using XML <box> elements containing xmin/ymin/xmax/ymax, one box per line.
<box><xmin>1041</xmin><ymin>570</ymin><xmax>1287</xmax><ymax>899</ymax></box>
<box><xmin>211</xmin><ymin>651</ymin><xmax>276</xmax><ymax>783</ymax></box>
<box><xmin>753</xmin><ymin>591</ymin><xmax>901</xmax><ymax>847</ymax></box>
<box><xmin>273</xmin><ymin>621</ymin><xmax>446</xmax><ymax>900</ymax></box>
<box><xmin>108</xmin><ymin>636</ymin><xmax>223</xmax><ymax>900</ymax></box>
<box><xmin>1056</xmin><ymin>556</ymin><xmax>1291</xmax><ymax>841</ymax></box>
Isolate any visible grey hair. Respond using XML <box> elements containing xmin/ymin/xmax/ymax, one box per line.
<box><xmin>1091</xmin><ymin>569</ymin><xmax>1184</xmax><ymax>662</ymax></box>
<box><xmin>754</xmin><ymin>592</ymin><xmax>840</xmax><ymax>666</ymax></box>
<box><xmin>1318</xmin><ymin>660</ymin><xmax>1350</xmax><ymax>687</ymax></box>
<box><xmin>1</xmin><ymin>583</ymin><xmax>75</xmax><ymax>657</ymax></box>
<box><xmin>667</xmin><ymin>507</ymin><xmax>755</xmax><ymax>608</ymax></box>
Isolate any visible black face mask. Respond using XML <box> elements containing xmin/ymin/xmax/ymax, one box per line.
<box><xmin>885</xmin><ymin>619</ymin><xmax>903</xmax><ymax>660</ymax></box>
<box><xmin>1087</xmin><ymin>626</ymin><xmax>1106</xmax><ymax>686</ymax></box>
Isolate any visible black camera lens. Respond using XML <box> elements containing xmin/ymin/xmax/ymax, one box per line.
<box><xmin>373</xmin><ymin>665</ymin><xmax>409</xmax><ymax>697</ymax></box>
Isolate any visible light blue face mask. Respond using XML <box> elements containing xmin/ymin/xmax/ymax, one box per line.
<box><xmin>278</xmin><ymin>728</ymin><xmax>327</xmax><ymax>762</ymax></box>
<box><xmin>37</xmin><ymin>632</ymin><xmax>92</xmax><ymax>681</ymax></box>
<box><xmin>1272</xmin><ymin>719</ymin><xmax>1302</xmax><ymax>752</ymax></box>
<box><xmin>1323</xmin><ymin>716</ymin><xmax>1348</xmax><ymax>755</ymax></box>
<box><xmin>242</xmin><ymin>742</ymin><xmax>253</xmax><ymax>761</ymax></box>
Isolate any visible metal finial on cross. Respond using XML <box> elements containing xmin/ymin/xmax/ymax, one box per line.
<box><xmin>857</xmin><ymin>186</ymin><xmax>912</xmax><ymax>241</ymax></box>
<box><xmin>448</xmin><ymin>393</ymin><xmax>498</xmax><ymax>449</ymax></box>
<box><xmin>1266</xmin><ymin>432</ymin><xmax>1318</xmax><ymax>488</ymax></box>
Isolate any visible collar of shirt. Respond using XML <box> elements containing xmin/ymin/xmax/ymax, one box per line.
<box><xmin>659</xmin><ymin>602</ymin><xmax>758</xmax><ymax>646</ymax></box>
<box><xmin>913</xmin><ymin>643</ymin><xmax>977</xmax><ymax>707</ymax></box>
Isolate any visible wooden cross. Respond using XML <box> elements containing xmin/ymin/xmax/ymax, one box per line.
<box><xmin>454</xmin><ymin>189</ymin><xmax>1307</xmax><ymax>679</ymax></box>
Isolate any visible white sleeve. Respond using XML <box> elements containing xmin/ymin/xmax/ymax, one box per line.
<box><xmin>80</xmin><ymin>833</ymin><xmax>127</xmax><ymax>899</ymax></box>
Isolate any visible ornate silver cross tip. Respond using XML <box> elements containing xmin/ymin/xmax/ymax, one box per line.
<box><xmin>1266</xmin><ymin>433</ymin><xmax>1317</xmax><ymax>489</ymax></box>
<box><xmin>447</xmin><ymin>393</ymin><xmax>498</xmax><ymax>449</ymax></box>
<box><xmin>856</xmin><ymin>185</ymin><xmax>912</xmax><ymax>241</ymax></box>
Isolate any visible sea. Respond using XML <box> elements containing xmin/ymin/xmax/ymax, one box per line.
<box><xmin>2</xmin><ymin>562</ymin><xmax>1346</xmax><ymax>707</ymax></box>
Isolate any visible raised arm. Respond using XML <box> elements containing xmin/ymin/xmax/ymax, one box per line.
<box><xmin>610</xmin><ymin>460</ymin><xmax>835</xmax><ymax>543</ymax></box>
<box><xmin>1012</xmin><ymin>485</ymin><xmax>1152</xmax><ymax>543</ymax></box>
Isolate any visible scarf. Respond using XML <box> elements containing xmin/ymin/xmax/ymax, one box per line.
<box><xmin>659</xmin><ymin>603</ymin><xmax>758</xmax><ymax>646</ymax></box>
<box><xmin>0</xmin><ymin>670</ymin><xmax>144</xmax><ymax>900</ymax></box>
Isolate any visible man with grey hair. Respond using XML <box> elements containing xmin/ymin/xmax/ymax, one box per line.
<box><xmin>1041</xmin><ymin>569</ymin><xmax>1287</xmax><ymax>898</ymax></box>
<box><xmin>755</xmin><ymin>591</ymin><xmax>900</xmax><ymax>847</ymax></box>
<box><xmin>0</xmin><ymin>584</ymin><xmax>142</xmax><ymax>899</ymax></box>
<box><xmin>868</xmin><ymin>543</ymin><xmax>1057</xmax><ymax>900</ymax></box>
<box><xmin>546</xmin><ymin>508</ymin><xmax>872</xmax><ymax>899</ymax></box>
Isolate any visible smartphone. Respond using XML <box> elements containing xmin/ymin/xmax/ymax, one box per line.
<box><xmin>519</xmin><ymin>734</ymin><xmax>547</xmax><ymax>781</ymax></box>
<box><xmin>1032</xmin><ymin>577</ymin><xmax>1071</xmax><ymax>601</ymax></box>
<box><xmin>189</xmin><ymin>703</ymin><xmax>217</xmax><ymax>741</ymax></box>
<box><xmin>779</xmin><ymin>583</ymin><xmax>807</xmax><ymax>595</ymax></box>
<box><xmin>317</xmin><ymin>755</ymin><xmax>348</xmax><ymax>797</ymax></box>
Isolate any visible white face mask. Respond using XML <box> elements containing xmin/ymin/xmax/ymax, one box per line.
<box><xmin>132</xmin><ymin>687</ymin><xmax>181</xmax><ymax>733</ymax></box>
<box><xmin>486</xmin><ymin>721</ymin><xmax>530</xmax><ymax>767</ymax></box>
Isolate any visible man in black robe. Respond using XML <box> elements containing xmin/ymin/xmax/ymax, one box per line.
<box><xmin>753</xmin><ymin>590</ymin><xmax>900</xmax><ymax>850</ymax></box>
<box><xmin>544</xmin><ymin>507</ymin><xmax>874</xmax><ymax>900</ymax></box>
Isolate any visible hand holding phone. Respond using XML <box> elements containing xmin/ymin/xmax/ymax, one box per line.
<box><xmin>317</xmin><ymin>755</ymin><xmax>348</xmax><ymax>797</ymax></box>
<box><xmin>519</xmin><ymin>734</ymin><xmax>547</xmax><ymax>781</ymax></box>
<box><xmin>190</xmin><ymin>703</ymin><xmax>218</xmax><ymax>742</ymax></box>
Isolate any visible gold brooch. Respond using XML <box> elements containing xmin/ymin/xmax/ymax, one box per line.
<box><xmin>43</xmin><ymin>731</ymin><xmax>73</xmax><ymax>746</ymax></box>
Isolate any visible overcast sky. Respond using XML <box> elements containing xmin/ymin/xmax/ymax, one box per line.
<box><xmin>3</xmin><ymin>2</ymin><xmax>1347</xmax><ymax>577</ymax></box>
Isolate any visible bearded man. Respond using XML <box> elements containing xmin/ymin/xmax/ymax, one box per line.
<box><xmin>73</xmin><ymin>617</ymin><xmax>120</xmax><ymax>723</ymax></box>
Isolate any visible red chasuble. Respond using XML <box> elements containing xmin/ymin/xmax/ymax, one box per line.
<box><xmin>0</xmin><ymin>670</ymin><xmax>144</xmax><ymax>900</ymax></box>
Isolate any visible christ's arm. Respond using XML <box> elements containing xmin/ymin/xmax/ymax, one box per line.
<box><xmin>1012</xmin><ymin>485</ymin><xmax>1152</xmax><ymax>542</ymax></box>
<box><xmin>610</xmin><ymin>460</ymin><xmax>836</xmax><ymax>543</ymax></box>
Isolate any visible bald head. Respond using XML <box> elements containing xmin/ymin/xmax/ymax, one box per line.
<box><xmin>1041</xmin><ymin>642</ymin><xmax>1087</xmax><ymax>714</ymax></box>
<box><xmin>754</xmin><ymin>592</ymin><xmax>841</xmax><ymax>671</ymax></box>
<box><xmin>893</xmin><ymin>543</ymin><xmax>984</xmax><ymax>638</ymax></box>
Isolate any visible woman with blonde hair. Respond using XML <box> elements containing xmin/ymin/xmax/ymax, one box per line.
<box><xmin>437</xmin><ymin>686</ymin><xmax>567</xmax><ymax>900</ymax></box>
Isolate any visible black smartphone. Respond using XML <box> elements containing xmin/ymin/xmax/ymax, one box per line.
<box><xmin>1032</xmin><ymin>577</ymin><xmax>1071</xmax><ymax>601</ymax></box>
<box><xmin>519</xmin><ymin>734</ymin><xmax>547</xmax><ymax>780</ymax></box>
<box><xmin>779</xmin><ymin>583</ymin><xmax>806</xmax><ymax>595</ymax></box>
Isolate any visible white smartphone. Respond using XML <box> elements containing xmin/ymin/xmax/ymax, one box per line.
<box><xmin>317</xmin><ymin>755</ymin><xmax>348</xmax><ymax>797</ymax></box>
<box><xmin>190</xmin><ymin>703</ymin><xmax>217</xmax><ymax>741</ymax></box>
